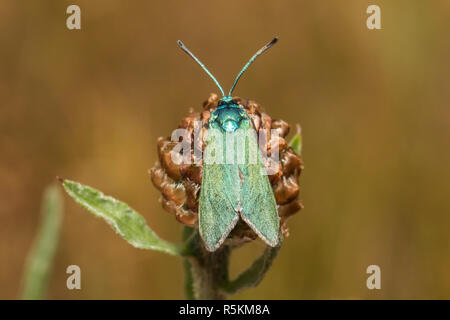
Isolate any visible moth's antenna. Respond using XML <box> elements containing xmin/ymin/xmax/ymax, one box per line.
<box><xmin>177</xmin><ymin>40</ymin><xmax>225</xmax><ymax>96</ymax></box>
<box><xmin>228</xmin><ymin>37</ymin><xmax>278</xmax><ymax>96</ymax></box>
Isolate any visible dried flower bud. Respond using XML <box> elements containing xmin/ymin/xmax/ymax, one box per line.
<box><xmin>150</xmin><ymin>94</ymin><xmax>303</xmax><ymax>246</ymax></box>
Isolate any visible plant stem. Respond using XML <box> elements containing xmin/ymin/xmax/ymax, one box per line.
<box><xmin>221</xmin><ymin>243</ymin><xmax>281</xmax><ymax>295</ymax></box>
<box><xmin>182</xmin><ymin>227</ymin><xmax>282</xmax><ymax>299</ymax></box>
<box><xmin>183</xmin><ymin>227</ymin><xmax>230</xmax><ymax>299</ymax></box>
<box><xmin>189</xmin><ymin>246</ymin><xmax>230</xmax><ymax>299</ymax></box>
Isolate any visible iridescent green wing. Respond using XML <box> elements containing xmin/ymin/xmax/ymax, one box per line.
<box><xmin>199</xmin><ymin>126</ymin><xmax>240</xmax><ymax>252</ymax></box>
<box><xmin>237</xmin><ymin>119</ymin><xmax>280</xmax><ymax>247</ymax></box>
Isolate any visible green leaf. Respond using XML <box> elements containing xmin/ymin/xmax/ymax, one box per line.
<box><xmin>21</xmin><ymin>183</ymin><xmax>64</xmax><ymax>300</ymax></box>
<box><xmin>60</xmin><ymin>179</ymin><xmax>182</xmax><ymax>256</ymax></box>
<box><xmin>289</xmin><ymin>124</ymin><xmax>302</xmax><ymax>155</ymax></box>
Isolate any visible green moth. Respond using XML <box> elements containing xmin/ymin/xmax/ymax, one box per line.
<box><xmin>178</xmin><ymin>38</ymin><xmax>280</xmax><ymax>252</ymax></box>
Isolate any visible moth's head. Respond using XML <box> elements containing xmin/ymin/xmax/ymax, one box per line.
<box><xmin>217</xmin><ymin>96</ymin><xmax>238</xmax><ymax>108</ymax></box>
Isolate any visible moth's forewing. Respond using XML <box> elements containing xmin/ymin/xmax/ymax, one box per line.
<box><xmin>236</xmin><ymin>119</ymin><xmax>280</xmax><ymax>247</ymax></box>
<box><xmin>198</xmin><ymin>126</ymin><xmax>240</xmax><ymax>252</ymax></box>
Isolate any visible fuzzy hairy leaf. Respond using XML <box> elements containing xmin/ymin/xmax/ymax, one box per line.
<box><xmin>21</xmin><ymin>184</ymin><xmax>63</xmax><ymax>300</ymax></box>
<box><xmin>61</xmin><ymin>179</ymin><xmax>182</xmax><ymax>256</ymax></box>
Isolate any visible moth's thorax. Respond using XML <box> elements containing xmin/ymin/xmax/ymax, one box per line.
<box><xmin>210</xmin><ymin>98</ymin><xmax>247</xmax><ymax>133</ymax></box>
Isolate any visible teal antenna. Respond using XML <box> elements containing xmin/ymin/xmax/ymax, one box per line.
<box><xmin>228</xmin><ymin>37</ymin><xmax>278</xmax><ymax>96</ymax></box>
<box><xmin>177</xmin><ymin>40</ymin><xmax>225</xmax><ymax>96</ymax></box>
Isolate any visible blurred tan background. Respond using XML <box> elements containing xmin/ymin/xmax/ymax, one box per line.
<box><xmin>1</xmin><ymin>0</ymin><xmax>449</xmax><ymax>299</ymax></box>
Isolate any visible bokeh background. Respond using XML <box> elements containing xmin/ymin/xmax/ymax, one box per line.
<box><xmin>1</xmin><ymin>0</ymin><xmax>449</xmax><ymax>299</ymax></box>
